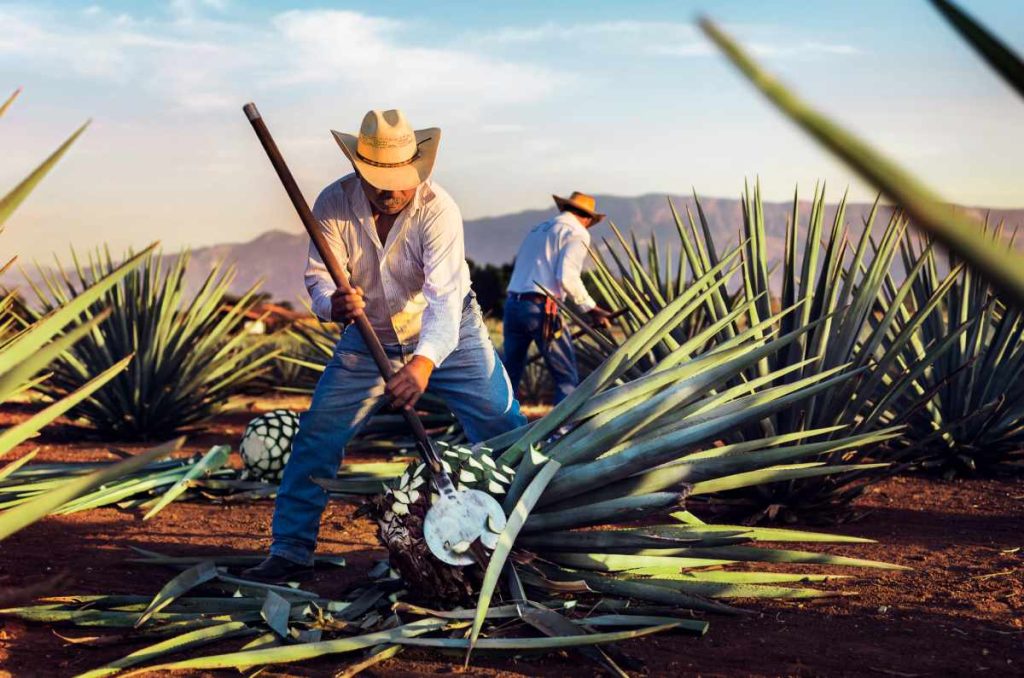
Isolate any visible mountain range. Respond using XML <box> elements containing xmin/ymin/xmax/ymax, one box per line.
<box><xmin>6</xmin><ymin>193</ymin><xmax>1023</xmax><ymax>308</ymax></box>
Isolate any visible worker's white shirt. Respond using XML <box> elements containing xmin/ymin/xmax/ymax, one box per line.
<box><xmin>507</xmin><ymin>211</ymin><xmax>597</xmax><ymax>311</ymax></box>
<box><xmin>304</xmin><ymin>173</ymin><xmax>471</xmax><ymax>367</ymax></box>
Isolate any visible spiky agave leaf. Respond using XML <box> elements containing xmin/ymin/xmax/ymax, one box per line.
<box><xmin>0</xmin><ymin>96</ymin><xmax>88</xmax><ymax>228</ymax></box>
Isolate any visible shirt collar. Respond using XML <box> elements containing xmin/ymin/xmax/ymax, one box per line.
<box><xmin>555</xmin><ymin>210</ymin><xmax>588</xmax><ymax>234</ymax></box>
<box><xmin>345</xmin><ymin>175</ymin><xmax>433</xmax><ymax>251</ymax></box>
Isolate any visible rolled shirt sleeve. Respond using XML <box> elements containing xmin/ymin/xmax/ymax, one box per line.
<box><xmin>558</xmin><ymin>233</ymin><xmax>597</xmax><ymax>312</ymax></box>
<box><xmin>304</xmin><ymin>190</ymin><xmax>347</xmax><ymax>322</ymax></box>
<box><xmin>413</xmin><ymin>202</ymin><xmax>468</xmax><ymax>366</ymax></box>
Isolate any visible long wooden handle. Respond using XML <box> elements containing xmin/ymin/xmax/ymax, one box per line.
<box><xmin>243</xmin><ymin>102</ymin><xmax>444</xmax><ymax>477</ymax></box>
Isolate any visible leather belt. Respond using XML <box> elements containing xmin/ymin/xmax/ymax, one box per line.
<box><xmin>507</xmin><ymin>291</ymin><xmax>547</xmax><ymax>304</ymax></box>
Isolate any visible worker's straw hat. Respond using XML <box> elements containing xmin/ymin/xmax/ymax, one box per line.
<box><xmin>332</xmin><ymin>109</ymin><xmax>440</xmax><ymax>191</ymax></box>
<box><xmin>553</xmin><ymin>191</ymin><xmax>605</xmax><ymax>223</ymax></box>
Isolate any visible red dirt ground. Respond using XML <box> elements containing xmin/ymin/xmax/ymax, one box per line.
<box><xmin>0</xmin><ymin>398</ymin><xmax>1021</xmax><ymax>677</ymax></box>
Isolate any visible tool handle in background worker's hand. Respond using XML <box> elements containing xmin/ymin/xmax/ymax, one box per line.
<box><xmin>542</xmin><ymin>296</ymin><xmax>563</xmax><ymax>343</ymax></box>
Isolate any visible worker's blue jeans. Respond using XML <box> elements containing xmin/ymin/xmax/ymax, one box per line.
<box><xmin>501</xmin><ymin>297</ymin><xmax>580</xmax><ymax>404</ymax></box>
<box><xmin>270</xmin><ymin>295</ymin><xmax>526</xmax><ymax>566</ymax></box>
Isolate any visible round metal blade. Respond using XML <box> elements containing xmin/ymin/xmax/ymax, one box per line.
<box><xmin>423</xmin><ymin>488</ymin><xmax>507</xmax><ymax>566</ymax></box>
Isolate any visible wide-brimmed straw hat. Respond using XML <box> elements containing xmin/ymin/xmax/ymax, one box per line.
<box><xmin>553</xmin><ymin>191</ymin><xmax>605</xmax><ymax>223</ymax></box>
<box><xmin>332</xmin><ymin>109</ymin><xmax>440</xmax><ymax>191</ymax></box>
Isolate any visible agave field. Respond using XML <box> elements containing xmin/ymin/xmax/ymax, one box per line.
<box><xmin>0</xmin><ymin>1</ymin><xmax>1022</xmax><ymax>675</ymax></box>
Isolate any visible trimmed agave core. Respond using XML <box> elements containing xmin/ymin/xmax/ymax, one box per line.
<box><xmin>375</xmin><ymin>443</ymin><xmax>514</xmax><ymax>603</ymax></box>
<box><xmin>239</xmin><ymin>409</ymin><xmax>300</xmax><ymax>482</ymax></box>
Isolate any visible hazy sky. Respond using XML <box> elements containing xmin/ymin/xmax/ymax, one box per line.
<box><xmin>2</xmin><ymin>0</ymin><xmax>1023</xmax><ymax>261</ymax></box>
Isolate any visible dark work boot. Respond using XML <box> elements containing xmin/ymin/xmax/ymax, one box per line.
<box><xmin>240</xmin><ymin>555</ymin><xmax>314</xmax><ymax>584</ymax></box>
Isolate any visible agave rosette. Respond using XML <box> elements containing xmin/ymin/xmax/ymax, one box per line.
<box><xmin>893</xmin><ymin>230</ymin><xmax>1024</xmax><ymax>474</ymax></box>
<box><xmin>575</xmin><ymin>183</ymin><xmax>966</xmax><ymax>520</ymax></box>
<box><xmin>21</xmin><ymin>248</ymin><xmax>278</xmax><ymax>438</ymax></box>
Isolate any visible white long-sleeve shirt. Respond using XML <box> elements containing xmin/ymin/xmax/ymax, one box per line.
<box><xmin>303</xmin><ymin>173</ymin><xmax>471</xmax><ymax>366</ymax></box>
<box><xmin>507</xmin><ymin>211</ymin><xmax>597</xmax><ymax>311</ymax></box>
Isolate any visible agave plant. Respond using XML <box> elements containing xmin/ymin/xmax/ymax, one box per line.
<box><xmin>569</xmin><ymin>183</ymin><xmax>966</xmax><ymax>521</ymax></box>
<box><xmin>375</xmin><ymin>280</ymin><xmax>899</xmax><ymax>617</ymax></box>
<box><xmin>21</xmin><ymin>248</ymin><xmax>277</xmax><ymax>439</ymax></box>
<box><xmin>0</xmin><ymin>274</ymin><xmax>906</xmax><ymax>674</ymax></box>
<box><xmin>893</xmin><ymin>230</ymin><xmax>1024</xmax><ymax>475</ymax></box>
<box><xmin>0</xmin><ymin>89</ymin><xmax>173</xmax><ymax>561</ymax></box>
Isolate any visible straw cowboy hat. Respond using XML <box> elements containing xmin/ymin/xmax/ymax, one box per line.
<box><xmin>553</xmin><ymin>191</ymin><xmax>605</xmax><ymax>223</ymax></box>
<box><xmin>332</xmin><ymin>109</ymin><xmax>440</xmax><ymax>191</ymax></box>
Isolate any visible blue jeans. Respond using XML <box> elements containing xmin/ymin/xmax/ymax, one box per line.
<box><xmin>501</xmin><ymin>298</ymin><xmax>580</xmax><ymax>404</ymax></box>
<box><xmin>271</xmin><ymin>296</ymin><xmax>527</xmax><ymax>565</ymax></box>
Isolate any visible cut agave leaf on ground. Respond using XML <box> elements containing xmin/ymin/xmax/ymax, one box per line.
<box><xmin>260</xmin><ymin>591</ymin><xmax>291</xmax><ymax>638</ymax></box>
<box><xmin>519</xmin><ymin>602</ymin><xmax>630</xmax><ymax>678</ymax></box>
<box><xmin>579</xmin><ymin>614</ymin><xmax>708</xmax><ymax>634</ymax></box>
<box><xmin>74</xmin><ymin>621</ymin><xmax>256</xmax><ymax>678</ymax></box>
<box><xmin>399</xmin><ymin>621</ymin><xmax>683</xmax><ymax>650</ymax></box>
<box><xmin>127</xmin><ymin>618</ymin><xmax>449</xmax><ymax>673</ymax></box>
<box><xmin>125</xmin><ymin>549</ymin><xmax>345</xmax><ymax>569</ymax></box>
<box><xmin>0</xmin><ymin>438</ymin><xmax>180</xmax><ymax>541</ymax></box>
<box><xmin>136</xmin><ymin>561</ymin><xmax>218</xmax><ymax>628</ymax></box>
<box><xmin>335</xmin><ymin>643</ymin><xmax>402</xmax><ymax>678</ymax></box>
<box><xmin>142</xmin><ymin>445</ymin><xmax>231</xmax><ymax>520</ymax></box>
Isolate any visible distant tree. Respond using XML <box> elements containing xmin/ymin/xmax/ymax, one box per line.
<box><xmin>467</xmin><ymin>259</ymin><xmax>514</xmax><ymax>317</ymax></box>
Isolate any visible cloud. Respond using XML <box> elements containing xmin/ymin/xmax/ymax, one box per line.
<box><xmin>0</xmin><ymin>4</ymin><xmax>564</xmax><ymax>114</ymax></box>
<box><xmin>477</xmin><ymin>20</ymin><xmax>700</xmax><ymax>47</ymax></box>
<box><xmin>475</xmin><ymin>20</ymin><xmax>859</xmax><ymax>59</ymax></box>
<box><xmin>270</xmin><ymin>10</ymin><xmax>561</xmax><ymax>107</ymax></box>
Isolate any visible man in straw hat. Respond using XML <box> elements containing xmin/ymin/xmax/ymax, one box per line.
<box><xmin>244</xmin><ymin>109</ymin><xmax>527</xmax><ymax>583</ymax></box>
<box><xmin>502</xmin><ymin>191</ymin><xmax>614</xmax><ymax>404</ymax></box>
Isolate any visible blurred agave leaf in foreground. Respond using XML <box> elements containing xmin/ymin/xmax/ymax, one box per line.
<box><xmin>0</xmin><ymin>90</ymin><xmax>155</xmax><ymax>546</ymax></box>
<box><xmin>929</xmin><ymin>0</ymin><xmax>1024</xmax><ymax>99</ymax></box>
<box><xmin>699</xmin><ymin>17</ymin><xmax>1024</xmax><ymax>309</ymax></box>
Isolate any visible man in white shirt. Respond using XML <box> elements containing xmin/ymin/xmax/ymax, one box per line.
<box><xmin>502</xmin><ymin>192</ymin><xmax>613</xmax><ymax>403</ymax></box>
<box><xmin>244</xmin><ymin>109</ymin><xmax>526</xmax><ymax>583</ymax></box>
